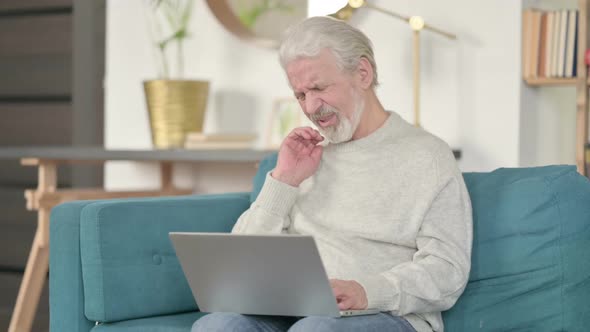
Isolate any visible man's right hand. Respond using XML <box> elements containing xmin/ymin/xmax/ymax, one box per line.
<box><xmin>271</xmin><ymin>127</ymin><xmax>324</xmax><ymax>187</ymax></box>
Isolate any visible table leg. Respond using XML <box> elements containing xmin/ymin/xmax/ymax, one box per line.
<box><xmin>9</xmin><ymin>162</ymin><xmax>56</xmax><ymax>332</ymax></box>
<box><xmin>8</xmin><ymin>209</ymin><xmax>50</xmax><ymax>332</ymax></box>
<box><xmin>160</xmin><ymin>162</ymin><xmax>173</xmax><ymax>191</ymax></box>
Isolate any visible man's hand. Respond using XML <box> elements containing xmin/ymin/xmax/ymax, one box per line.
<box><xmin>329</xmin><ymin>279</ymin><xmax>368</xmax><ymax>310</ymax></box>
<box><xmin>272</xmin><ymin>127</ymin><xmax>324</xmax><ymax>187</ymax></box>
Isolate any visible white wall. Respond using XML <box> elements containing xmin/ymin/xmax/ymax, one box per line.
<box><xmin>105</xmin><ymin>0</ymin><xmax>551</xmax><ymax>191</ymax></box>
<box><xmin>520</xmin><ymin>86</ymin><xmax>577</xmax><ymax>166</ymax></box>
<box><xmin>353</xmin><ymin>0</ymin><xmax>523</xmax><ymax>171</ymax></box>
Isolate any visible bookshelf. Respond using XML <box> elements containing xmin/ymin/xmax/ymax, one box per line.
<box><xmin>523</xmin><ymin>0</ymin><xmax>589</xmax><ymax>176</ymax></box>
<box><xmin>525</xmin><ymin>77</ymin><xmax>578</xmax><ymax>85</ymax></box>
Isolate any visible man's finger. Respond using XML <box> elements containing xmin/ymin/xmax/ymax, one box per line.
<box><xmin>312</xmin><ymin>129</ymin><xmax>324</xmax><ymax>141</ymax></box>
<box><xmin>289</xmin><ymin>127</ymin><xmax>313</xmax><ymax>140</ymax></box>
<box><xmin>338</xmin><ymin>297</ymin><xmax>354</xmax><ymax>310</ymax></box>
<box><xmin>306</xmin><ymin>128</ymin><xmax>323</xmax><ymax>141</ymax></box>
<box><xmin>287</xmin><ymin>127</ymin><xmax>325</xmax><ymax>147</ymax></box>
<box><xmin>290</xmin><ymin>126</ymin><xmax>324</xmax><ymax>142</ymax></box>
<box><xmin>287</xmin><ymin>136</ymin><xmax>322</xmax><ymax>151</ymax></box>
<box><xmin>330</xmin><ymin>283</ymin><xmax>344</xmax><ymax>297</ymax></box>
<box><xmin>329</xmin><ymin>279</ymin><xmax>343</xmax><ymax>286</ymax></box>
<box><xmin>283</xmin><ymin>136</ymin><xmax>306</xmax><ymax>150</ymax></box>
<box><xmin>331</xmin><ymin>285</ymin><xmax>342</xmax><ymax>297</ymax></box>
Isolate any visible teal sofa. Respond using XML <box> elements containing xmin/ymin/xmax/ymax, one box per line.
<box><xmin>50</xmin><ymin>155</ymin><xmax>590</xmax><ymax>331</ymax></box>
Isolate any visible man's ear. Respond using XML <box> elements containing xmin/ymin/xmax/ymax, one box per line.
<box><xmin>356</xmin><ymin>57</ymin><xmax>374</xmax><ymax>89</ymax></box>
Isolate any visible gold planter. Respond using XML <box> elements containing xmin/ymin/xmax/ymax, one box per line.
<box><xmin>143</xmin><ymin>79</ymin><xmax>210</xmax><ymax>149</ymax></box>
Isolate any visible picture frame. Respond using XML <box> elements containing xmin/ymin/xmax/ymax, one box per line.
<box><xmin>266</xmin><ymin>97</ymin><xmax>314</xmax><ymax>148</ymax></box>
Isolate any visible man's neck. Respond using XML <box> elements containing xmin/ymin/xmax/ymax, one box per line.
<box><xmin>352</xmin><ymin>92</ymin><xmax>389</xmax><ymax>140</ymax></box>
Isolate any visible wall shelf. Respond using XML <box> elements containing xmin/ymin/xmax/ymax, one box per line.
<box><xmin>522</xmin><ymin>0</ymin><xmax>589</xmax><ymax>176</ymax></box>
<box><xmin>524</xmin><ymin>77</ymin><xmax>578</xmax><ymax>86</ymax></box>
<box><xmin>524</xmin><ymin>77</ymin><xmax>590</xmax><ymax>86</ymax></box>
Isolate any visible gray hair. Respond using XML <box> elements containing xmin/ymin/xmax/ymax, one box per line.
<box><xmin>278</xmin><ymin>16</ymin><xmax>379</xmax><ymax>87</ymax></box>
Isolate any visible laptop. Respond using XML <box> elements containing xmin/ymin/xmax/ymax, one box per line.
<box><xmin>169</xmin><ymin>232</ymin><xmax>379</xmax><ymax>317</ymax></box>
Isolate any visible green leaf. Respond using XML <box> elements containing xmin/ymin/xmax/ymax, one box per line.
<box><xmin>181</xmin><ymin>0</ymin><xmax>194</xmax><ymax>27</ymax></box>
<box><xmin>146</xmin><ymin>0</ymin><xmax>193</xmax><ymax>78</ymax></box>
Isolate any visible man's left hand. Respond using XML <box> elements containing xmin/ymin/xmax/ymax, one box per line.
<box><xmin>329</xmin><ymin>279</ymin><xmax>368</xmax><ymax>310</ymax></box>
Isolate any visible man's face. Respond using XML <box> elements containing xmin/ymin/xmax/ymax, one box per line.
<box><xmin>286</xmin><ymin>49</ymin><xmax>365</xmax><ymax>143</ymax></box>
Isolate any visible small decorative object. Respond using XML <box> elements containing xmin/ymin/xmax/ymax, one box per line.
<box><xmin>266</xmin><ymin>98</ymin><xmax>313</xmax><ymax>148</ymax></box>
<box><xmin>143</xmin><ymin>0</ymin><xmax>209</xmax><ymax>149</ymax></box>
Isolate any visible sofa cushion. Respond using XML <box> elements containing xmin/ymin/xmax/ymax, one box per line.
<box><xmin>91</xmin><ymin>311</ymin><xmax>206</xmax><ymax>332</ymax></box>
<box><xmin>443</xmin><ymin>165</ymin><xmax>590</xmax><ymax>331</ymax></box>
<box><xmin>80</xmin><ymin>193</ymin><xmax>251</xmax><ymax>323</ymax></box>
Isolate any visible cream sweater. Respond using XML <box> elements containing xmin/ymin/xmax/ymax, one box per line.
<box><xmin>232</xmin><ymin>111</ymin><xmax>472</xmax><ymax>332</ymax></box>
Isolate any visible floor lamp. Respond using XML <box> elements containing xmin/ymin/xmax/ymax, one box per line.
<box><xmin>331</xmin><ymin>0</ymin><xmax>456</xmax><ymax>127</ymax></box>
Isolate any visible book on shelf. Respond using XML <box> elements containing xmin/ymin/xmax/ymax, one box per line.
<box><xmin>551</xmin><ymin>10</ymin><xmax>561</xmax><ymax>77</ymax></box>
<box><xmin>557</xmin><ymin>10</ymin><xmax>568</xmax><ymax>77</ymax></box>
<box><xmin>565</xmin><ymin>10</ymin><xmax>578</xmax><ymax>77</ymax></box>
<box><xmin>544</xmin><ymin>11</ymin><xmax>554</xmax><ymax>77</ymax></box>
<box><xmin>538</xmin><ymin>12</ymin><xmax>548</xmax><ymax>77</ymax></box>
<box><xmin>184</xmin><ymin>133</ymin><xmax>257</xmax><ymax>150</ymax></box>
<box><xmin>523</xmin><ymin>7</ymin><xmax>579</xmax><ymax>80</ymax></box>
<box><xmin>531</xmin><ymin>10</ymin><xmax>543</xmax><ymax>77</ymax></box>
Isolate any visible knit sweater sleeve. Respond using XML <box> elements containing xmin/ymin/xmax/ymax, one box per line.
<box><xmin>232</xmin><ymin>172</ymin><xmax>299</xmax><ymax>234</ymax></box>
<box><xmin>356</xmin><ymin>150</ymin><xmax>473</xmax><ymax>315</ymax></box>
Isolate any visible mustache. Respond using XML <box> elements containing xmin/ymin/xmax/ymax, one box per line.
<box><xmin>309</xmin><ymin>106</ymin><xmax>338</xmax><ymax>122</ymax></box>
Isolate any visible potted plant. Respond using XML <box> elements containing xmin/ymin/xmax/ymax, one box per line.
<box><xmin>143</xmin><ymin>0</ymin><xmax>209</xmax><ymax>149</ymax></box>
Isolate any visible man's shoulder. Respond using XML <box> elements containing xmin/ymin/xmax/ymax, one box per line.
<box><xmin>385</xmin><ymin>123</ymin><xmax>452</xmax><ymax>159</ymax></box>
<box><xmin>381</xmin><ymin>112</ymin><xmax>450</xmax><ymax>152</ymax></box>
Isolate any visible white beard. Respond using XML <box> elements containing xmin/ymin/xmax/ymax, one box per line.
<box><xmin>311</xmin><ymin>92</ymin><xmax>365</xmax><ymax>144</ymax></box>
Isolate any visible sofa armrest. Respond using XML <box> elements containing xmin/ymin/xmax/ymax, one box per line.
<box><xmin>50</xmin><ymin>200</ymin><xmax>101</xmax><ymax>332</ymax></box>
<box><xmin>50</xmin><ymin>193</ymin><xmax>250</xmax><ymax>328</ymax></box>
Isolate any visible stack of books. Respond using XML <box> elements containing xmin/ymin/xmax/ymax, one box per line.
<box><xmin>522</xmin><ymin>8</ymin><xmax>579</xmax><ymax>79</ymax></box>
<box><xmin>184</xmin><ymin>133</ymin><xmax>257</xmax><ymax>150</ymax></box>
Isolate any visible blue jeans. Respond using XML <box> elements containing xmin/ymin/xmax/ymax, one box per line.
<box><xmin>191</xmin><ymin>312</ymin><xmax>416</xmax><ymax>332</ymax></box>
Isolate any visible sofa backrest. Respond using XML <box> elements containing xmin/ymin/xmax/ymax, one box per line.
<box><xmin>77</xmin><ymin>193</ymin><xmax>251</xmax><ymax>323</ymax></box>
<box><xmin>446</xmin><ymin>165</ymin><xmax>590</xmax><ymax>331</ymax></box>
<box><xmin>253</xmin><ymin>154</ymin><xmax>590</xmax><ymax>330</ymax></box>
